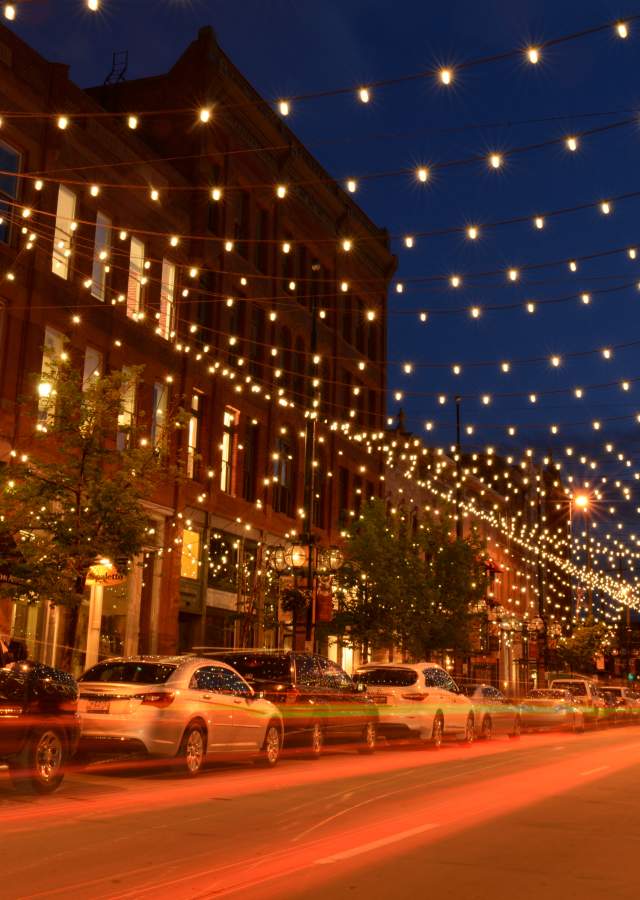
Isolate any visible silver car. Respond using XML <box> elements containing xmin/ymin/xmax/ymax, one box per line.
<box><xmin>77</xmin><ymin>656</ymin><xmax>283</xmax><ymax>774</ymax></box>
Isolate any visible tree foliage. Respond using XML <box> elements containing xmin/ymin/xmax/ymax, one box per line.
<box><xmin>0</xmin><ymin>358</ymin><xmax>179</xmax><ymax>609</ymax></box>
<box><xmin>555</xmin><ymin>617</ymin><xmax>609</xmax><ymax>674</ymax></box>
<box><xmin>330</xmin><ymin>499</ymin><xmax>488</xmax><ymax>660</ymax></box>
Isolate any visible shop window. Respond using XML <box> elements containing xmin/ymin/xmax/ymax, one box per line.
<box><xmin>52</xmin><ymin>185</ymin><xmax>76</xmax><ymax>279</ymax></box>
<box><xmin>159</xmin><ymin>258</ymin><xmax>176</xmax><ymax>339</ymax></box>
<box><xmin>181</xmin><ymin>528</ymin><xmax>201</xmax><ymax>580</ymax></box>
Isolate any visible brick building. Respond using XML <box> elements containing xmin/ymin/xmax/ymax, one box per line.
<box><xmin>0</xmin><ymin>25</ymin><xmax>395</xmax><ymax>673</ymax></box>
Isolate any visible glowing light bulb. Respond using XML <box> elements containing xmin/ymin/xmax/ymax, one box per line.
<box><xmin>57</xmin><ymin>116</ymin><xmax>69</xmax><ymax>130</ymax></box>
<box><xmin>470</xmin><ymin>306</ymin><xmax>481</xmax><ymax>319</ymax></box>
<box><xmin>575</xmin><ymin>388</ymin><xmax>584</xmax><ymax>398</ymax></box>
<box><xmin>439</xmin><ymin>68</ymin><xmax>453</xmax><ymax>85</ymax></box>
<box><xmin>366</xmin><ymin>310</ymin><xmax>376</xmax><ymax>321</ymax></box>
<box><xmin>150</xmin><ymin>188</ymin><xmax>159</xmax><ymax>202</ymax></box>
<box><xmin>489</xmin><ymin>153</ymin><xmax>502</xmax><ymax>169</ymax></box>
<box><xmin>127</xmin><ymin>115</ymin><xmax>138</xmax><ymax>130</ymax></box>
<box><xmin>211</xmin><ymin>187</ymin><xmax>222</xmax><ymax>201</ymax></box>
<box><xmin>450</xmin><ymin>275</ymin><xmax>461</xmax><ymax>288</ymax></box>
<box><xmin>529</xmin><ymin>393</ymin><xmax>537</xmax><ymax>404</ymax></box>
<box><xmin>404</xmin><ymin>235</ymin><xmax>414</xmax><ymax>248</ymax></box>
<box><xmin>600</xmin><ymin>201</ymin><xmax>611</xmax><ymax>215</ymax></box>
<box><xmin>467</xmin><ymin>225</ymin><xmax>479</xmax><ymax>240</ymax></box>
<box><xmin>341</xmin><ymin>281</ymin><xmax>349</xmax><ymax>292</ymax></box>
<box><xmin>4</xmin><ymin>4</ymin><xmax>16</xmax><ymax>20</ymax></box>
<box><xmin>622</xmin><ymin>381</ymin><xmax>631</xmax><ymax>391</ymax></box>
<box><xmin>90</xmin><ymin>184</ymin><xmax>100</xmax><ymax>197</ymax></box>
<box><xmin>453</xmin><ymin>364</ymin><xmax>462</xmax><ymax>375</ymax></box>
<box><xmin>87</xmin><ymin>0</ymin><xmax>100</xmax><ymax>9</ymax></box>
<box><xmin>342</xmin><ymin>239</ymin><xmax>352</xmax><ymax>252</ymax></box>
<box><xmin>550</xmin><ymin>355</ymin><xmax>561</xmax><ymax>367</ymax></box>
<box><xmin>34</xmin><ymin>179</ymin><xmax>43</xmax><ymax>191</ymax></box>
<box><xmin>501</xmin><ymin>362</ymin><xmax>511</xmax><ymax>373</ymax></box>
<box><xmin>276</xmin><ymin>184</ymin><xmax>287</xmax><ymax>199</ymax></box>
<box><xmin>199</xmin><ymin>107</ymin><xmax>211</xmax><ymax>124</ymax></box>
<box><xmin>416</xmin><ymin>167</ymin><xmax>429</xmax><ymax>183</ymax></box>
<box><xmin>602</xmin><ymin>347</ymin><xmax>612</xmax><ymax>359</ymax></box>
<box><xmin>358</xmin><ymin>87</ymin><xmax>370</xmax><ymax>104</ymax></box>
<box><xmin>617</xmin><ymin>22</ymin><xmax>629</xmax><ymax>38</ymax></box>
<box><xmin>527</xmin><ymin>47</ymin><xmax>540</xmax><ymax>64</ymax></box>
<box><xmin>629</xmin><ymin>248</ymin><xmax>637</xmax><ymax>260</ymax></box>
<box><xmin>278</xmin><ymin>100</ymin><xmax>290</xmax><ymax>117</ymax></box>
<box><xmin>169</xmin><ymin>235</ymin><xmax>179</xmax><ymax>247</ymax></box>
<box><xmin>581</xmin><ymin>292</ymin><xmax>591</xmax><ymax>305</ymax></box>
<box><xmin>508</xmin><ymin>268</ymin><xmax>519</xmax><ymax>282</ymax></box>
<box><xmin>419</xmin><ymin>312</ymin><xmax>428</xmax><ymax>322</ymax></box>
<box><xmin>534</xmin><ymin>216</ymin><xmax>545</xmax><ymax>230</ymax></box>
<box><xmin>481</xmin><ymin>394</ymin><xmax>491</xmax><ymax>405</ymax></box>
<box><xmin>282</xmin><ymin>242</ymin><xmax>291</xmax><ymax>254</ymax></box>
<box><xmin>224</xmin><ymin>240</ymin><xmax>234</xmax><ymax>252</ymax></box>
<box><xmin>566</xmin><ymin>136</ymin><xmax>578</xmax><ymax>152</ymax></box>
<box><xmin>395</xmin><ymin>283</ymin><xmax>403</xmax><ymax>294</ymax></box>
<box><xmin>526</xmin><ymin>301</ymin><xmax>536</xmax><ymax>314</ymax></box>
<box><xmin>569</xmin><ymin>260</ymin><xmax>578</xmax><ymax>272</ymax></box>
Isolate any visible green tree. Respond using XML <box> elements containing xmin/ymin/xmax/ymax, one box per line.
<box><xmin>555</xmin><ymin>617</ymin><xmax>609</xmax><ymax>674</ymax></box>
<box><xmin>0</xmin><ymin>358</ymin><xmax>180</xmax><ymax>659</ymax></box>
<box><xmin>330</xmin><ymin>499</ymin><xmax>487</xmax><ymax>660</ymax></box>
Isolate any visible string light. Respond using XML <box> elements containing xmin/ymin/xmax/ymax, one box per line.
<box><xmin>87</xmin><ymin>0</ymin><xmax>100</xmax><ymax>9</ymax></box>
<box><xmin>450</xmin><ymin>275</ymin><xmax>462</xmax><ymax>288</ymax></box>
<box><xmin>439</xmin><ymin>68</ymin><xmax>453</xmax><ymax>85</ymax></box>
<box><xmin>600</xmin><ymin>200</ymin><xmax>612</xmax><ymax>215</ymax></box>
<box><xmin>4</xmin><ymin>3</ymin><xmax>16</xmax><ymax>20</ymax></box>
<box><xmin>127</xmin><ymin>115</ymin><xmax>138</xmax><ymax>130</ymax></box>
<box><xmin>527</xmin><ymin>47</ymin><xmax>540</xmax><ymax>64</ymax></box>
<box><xmin>211</xmin><ymin>187</ymin><xmax>223</xmax><ymax>202</ymax></box>
<box><xmin>57</xmin><ymin>116</ymin><xmax>69</xmax><ymax>130</ymax></box>
<box><xmin>346</xmin><ymin>179</ymin><xmax>358</xmax><ymax>193</ymax></box>
<box><xmin>616</xmin><ymin>22</ymin><xmax>629</xmax><ymax>38</ymax></box>
<box><xmin>275</xmin><ymin>184</ymin><xmax>287</xmax><ymax>199</ymax></box>
<box><xmin>566</xmin><ymin>136</ymin><xmax>579</xmax><ymax>152</ymax></box>
<box><xmin>534</xmin><ymin>216</ymin><xmax>545</xmax><ymax>229</ymax></box>
<box><xmin>358</xmin><ymin>87</ymin><xmax>371</xmax><ymax>104</ymax></box>
<box><xmin>278</xmin><ymin>100</ymin><xmax>290</xmax><ymax>117</ymax></box>
<box><xmin>416</xmin><ymin>167</ymin><xmax>429</xmax><ymax>183</ymax></box>
<box><xmin>489</xmin><ymin>153</ymin><xmax>503</xmax><ymax>169</ymax></box>
<box><xmin>467</xmin><ymin>226</ymin><xmax>479</xmax><ymax>240</ymax></box>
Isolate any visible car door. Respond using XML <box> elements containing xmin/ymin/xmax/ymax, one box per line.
<box><xmin>293</xmin><ymin>653</ymin><xmax>326</xmax><ymax>739</ymax></box>
<box><xmin>442</xmin><ymin>673</ymin><xmax>470</xmax><ymax>731</ymax></box>
<box><xmin>189</xmin><ymin>666</ymin><xmax>236</xmax><ymax>750</ymax></box>
<box><xmin>484</xmin><ymin>687</ymin><xmax>510</xmax><ymax>733</ymax></box>
<box><xmin>217</xmin><ymin>668</ymin><xmax>266</xmax><ymax>751</ymax></box>
<box><xmin>317</xmin><ymin>658</ymin><xmax>364</xmax><ymax>739</ymax></box>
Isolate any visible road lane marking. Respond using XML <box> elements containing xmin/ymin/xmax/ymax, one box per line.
<box><xmin>579</xmin><ymin>765</ymin><xmax>610</xmax><ymax>776</ymax></box>
<box><xmin>315</xmin><ymin>823</ymin><xmax>438</xmax><ymax>865</ymax></box>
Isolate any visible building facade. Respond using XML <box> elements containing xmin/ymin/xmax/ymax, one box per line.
<box><xmin>0</xmin><ymin>25</ymin><xmax>395</xmax><ymax>673</ymax></box>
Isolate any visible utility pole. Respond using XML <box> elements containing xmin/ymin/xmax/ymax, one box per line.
<box><xmin>455</xmin><ymin>395</ymin><xmax>462</xmax><ymax>539</ymax></box>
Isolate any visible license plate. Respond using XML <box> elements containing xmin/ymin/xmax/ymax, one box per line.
<box><xmin>87</xmin><ymin>699</ymin><xmax>110</xmax><ymax>714</ymax></box>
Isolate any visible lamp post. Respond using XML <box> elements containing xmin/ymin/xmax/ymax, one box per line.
<box><xmin>573</xmin><ymin>492</ymin><xmax>592</xmax><ymax>616</ymax></box>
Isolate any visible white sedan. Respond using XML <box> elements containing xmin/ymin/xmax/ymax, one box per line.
<box><xmin>354</xmin><ymin>663</ymin><xmax>475</xmax><ymax>746</ymax></box>
<box><xmin>77</xmin><ymin>655</ymin><xmax>283</xmax><ymax>774</ymax></box>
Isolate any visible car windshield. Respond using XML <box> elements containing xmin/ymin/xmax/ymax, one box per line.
<box><xmin>211</xmin><ymin>654</ymin><xmax>292</xmax><ymax>683</ymax></box>
<box><xmin>606</xmin><ymin>688</ymin><xmax>623</xmax><ymax>697</ymax></box>
<box><xmin>79</xmin><ymin>662</ymin><xmax>176</xmax><ymax>684</ymax></box>
<box><xmin>552</xmin><ymin>682</ymin><xmax>587</xmax><ymax>696</ymax></box>
<box><xmin>355</xmin><ymin>668</ymin><xmax>418</xmax><ymax>687</ymax></box>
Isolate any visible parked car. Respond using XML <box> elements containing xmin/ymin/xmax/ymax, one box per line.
<box><xmin>0</xmin><ymin>659</ymin><xmax>79</xmax><ymax>793</ymax></box>
<box><xmin>599</xmin><ymin>686</ymin><xmax>640</xmax><ymax>722</ymax></box>
<box><xmin>206</xmin><ymin>651</ymin><xmax>378</xmax><ymax>756</ymax></box>
<box><xmin>520</xmin><ymin>688</ymin><xmax>585</xmax><ymax>733</ymax></box>
<box><xmin>549</xmin><ymin>677</ymin><xmax>605</xmax><ymax>727</ymax></box>
<box><xmin>597</xmin><ymin>688</ymin><xmax>629</xmax><ymax>726</ymax></box>
<box><xmin>77</xmin><ymin>656</ymin><xmax>284</xmax><ymax>774</ymax></box>
<box><xmin>353</xmin><ymin>662</ymin><xmax>475</xmax><ymax>746</ymax></box>
<box><xmin>463</xmin><ymin>684</ymin><xmax>521</xmax><ymax>739</ymax></box>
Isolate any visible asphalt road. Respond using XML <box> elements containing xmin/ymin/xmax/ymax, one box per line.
<box><xmin>2</xmin><ymin>725</ymin><xmax>640</xmax><ymax>899</ymax></box>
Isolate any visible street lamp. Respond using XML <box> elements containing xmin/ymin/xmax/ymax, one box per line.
<box><xmin>571</xmin><ymin>492</ymin><xmax>592</xmax><ymax>615</ymax></box>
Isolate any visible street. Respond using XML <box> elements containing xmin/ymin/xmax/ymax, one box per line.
<box><xmin>1</xmin><ymin>727</ymin><xmax>639</xmax><ymax>899</ymax></box>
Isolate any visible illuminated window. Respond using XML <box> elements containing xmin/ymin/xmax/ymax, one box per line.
<box><xmin>159</xmin><ymin>258</ymin><xmax>175</xmax><ymax>339</ymax></box>
<box><xmin>220</xmin><ymin>406</ymin><xmax>239</xmax><ymax>494</ymax></box>
<box><xmin>82</xmin><ymin>346</ymin><xmax>102</xmax><ymax>390</ymax></box>
<box><xmin>52</xmin><ymin>185</ymin><xmax>76</xmax><ymax>279</ymax></box>
<box><xmin>38</xmin><ymin>326</ymin><xmax>64</xmax><ymax>419</ymax></box>
<box><xmin>151</xmin><ymin>381</ymin><xmax>168</xmax><ymax>447</ymax></box>
<box><xmin>127</xmin><ymin>236</ymin><xmax>145</xmax><ymax>318</ymax></box>
<box><xmin>181</xmin><ymin>528</ymin><xmax>200</xmax><ymax>580</ymax></box>
<box><xmin>91</xmin><ymin>211</ymin><xmax>111</xmax><ymax>301</ymax></box>
<box><xmin>117</xmin><ymin>366</ymin><xmax>136</xmax><ymax>450</ymax></box>
<box><xmin>187</xmin><ymin>392</ymin><xmax>202</xmax><ymax>479</ymax></box>
<box><xmin>273</xmin><ymin>436</ymin><xmax>295</xmax><ymax>516</ymax></box>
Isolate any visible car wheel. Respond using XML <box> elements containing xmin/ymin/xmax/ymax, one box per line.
<box><xmin>463</xmin><ymin>714</ymin><xmax>475</xmax><ymax>745</ymax></box>
<box><xmin>307</xmin><ymin>721</ymin><xmax>324</xmax><ymax>760</ymax></box>
<box><xmin>10</xmin><ymin>728</ymin><xmax>66</xmax><ymax>794</ymax></box>
<box><xmin>480</xmin><ymin>715</ymin><xmax>492</xmax><ymax>741</ymax></box>
<box><xmin>429</xmin><ymin>713</ymin><xmax>444</xmax><ymax>749</ymax></box>
<box><xmin>509</xmin><ymin>716</ymin><xmax>522</xmax><ymax>739</ymax></box>
<box><xmin>256</xmin><ymin>722</ymin><xmax>282</xmax><ymax>768</ymax></box>
<box><xmin>357</xmin><ymin>722</ymin><xmax>377</xmax><ymax>755</ymax></box>
<box><xmin>179</xmin><ymin>723</ymin><xmax>206</xmax><ymax>776</ymax></box>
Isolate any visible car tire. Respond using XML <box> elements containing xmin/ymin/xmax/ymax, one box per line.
<box><xmin>179</xmin><ymin>723</ymin><xmax>206</xmax><ymax>776</ymax></box>
<box><xmin>480</xmin><ymin>715</ymin><xmax>492</xmax><ymax>741</ymax></box>
<box><xmin>429</xmin><ymin>713</ymin><xmax>444</xmax><ymax>749</ymax></box>
<box><xmin>9</xmin><ymin>728</ymin><xmax>66</xmax><ymax>794</ymax></box>
<box><xmin>306</xmin><ymin>721</ymin><xmax>324</xmax><ymax>760</ymax></box>
<box><xmin>462</xmin><ymin>714</ymin><xmax>475</xmax><ymax>745</ymax></box>
<box><xmin>256</xmin><ymin>722</ymin><xmax>282</xmax><ymax>768</ymax></box>
<box><xmin>357</xmin><ymin>722</ymin><xmax>377</xmax><ymax>755</ymax></box>
<box><xmin>508</xmin><ymin>716</ymin><xmax>522</xmax><ymax>739</ymax></box>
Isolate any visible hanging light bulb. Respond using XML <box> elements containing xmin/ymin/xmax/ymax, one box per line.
<box><xmin>276</xmin><ymin>184</ymin><xmax>287</xmax><ymax>199</ymax></box>
<box><xmin>600</xmin><ymin>201</ymin><xmax>611</xmax><ymax>215</ymax></box>
<box><xmin>358</xmin><ymin>87</ymin><xmax>371</xmax><ymax>104</ymax></box>
<box><xmin>4</xmin><ymin>3</ymin><xmax>16</xmax><ymax>19</ymax></box>
<box><xmin>439</xmin><ymin>68</ymin><xmax>453</xmax><ymax>85</ymax></box>
<box><xmin>346</xmin><ymin>179</ymin><xmax>358</xmax><ymax>193</ymax></box>
<box><xmin>527</xmin><ymin>47</ymin><xmax>540</xmax><ymax>64</ymax></box>
<box><xmin>501</xmin><ymin>362</ymin><xmax>511</xmax><ymax>373</ymax></box>
<box><xmin>198</xmin><ymin>107</ymin><xmax>212</xmax><ymax>123</ymax></box>
<box><xmin>416</xmin><ymin>167</ymin><xmax>429</xmax><ymax>183</ymax></box>
<box><xmin>404</xmin><ymin>235</ymin><xmax>414</xmax><ymax>248</ymax></box>
<box><xmin>550</xmin><ymin>355</ymin><xmax>561</xmax><ymax>367</ymax></box>
<box><xmin>450</xmin><ymin>275</ymin><xmax>461</xmax><ymax>288</ymax></box>
<box><xmin>278</xmin><ymin>100</ymin><xmax>290</xmax><ymax>117</ymax></box>
<box><xmin>508</xmin><ymin>268</ymin><xmax>519</xmax><ymax>282</ymax></box>
<box><xmin>616</xmin><ymin>22</ymin><xmax>629</xmax><ymax>38</ymax></box>
<box><xmin>467</xmin><ymin>225</ymin><xmax>479</xmax><ymax>240</ymax></box>
<box><xmin>87</xmin><ymin>0</ymin><xmax>100</xmax><ymax>9</ymax></box>
<box><xmin>581</xmin><ymin>292</ymin><xmax>591</xmax><ymax>305</ymax></box>
<box><xmin>127</xmin><ymin>115</ymin><xmax>138</xmax><ymax>130</ymax></box>
<box><xmin>470</xmin><ymin>306</ymin><xmax>482</xmax><ymax>319</ymax></box>
<box><xmin>489</xmin><ymin>153</ymin><xmax>502</xmax><ymax>169</ymax></box>
<box><xmin>569</xmin><ymin>260</ymin><xmax>578</xmax><ymax>272</ymax></box>
<box><xmin>534</xmin><ymin>216</ymin><xmax>545</xmax><ymax>230</ymax></box>
<box><xmin>566</xmin><ymin>136</ymin><xmax>578</xmax><ymax>152</ymax></box>
<box><xmin>211</xmin><ymin>187</ymin><xmax>223</xmax><ymax>202</ymax></box>
<box><xmin>57</xmin><ymin>115</ymin><xmax>69</xmax><ymax>130</ymax></box>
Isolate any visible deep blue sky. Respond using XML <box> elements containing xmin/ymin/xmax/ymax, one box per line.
<box><xmin>10</xmin><ymin>0</ymin><xmax>640</xmax><ymax>505</ymax></box>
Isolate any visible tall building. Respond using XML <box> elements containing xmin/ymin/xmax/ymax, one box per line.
<box><xmin>0</xmin><ymin>25</ymin><xmax>395</xmax><ymax>672</ymax></box>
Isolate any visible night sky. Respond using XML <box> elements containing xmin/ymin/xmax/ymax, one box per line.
<box><xmin>10</xmin><ymin>0</ymin><xmax>640</xmax><ymax>515</ymax></box>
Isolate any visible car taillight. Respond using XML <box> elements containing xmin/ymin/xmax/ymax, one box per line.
<box><xmin>401</xmin><ymin>693</ymin><xmax>427</xmax><ymax>701</ymax></box>
<box><xmin>134</xmin><ymin>692</ymin><xmax>175</xmax><ymax>708</ymax></box>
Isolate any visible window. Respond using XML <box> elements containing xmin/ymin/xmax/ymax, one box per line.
<box><xmin>187</xmin><ymin>391</ymin><xmax>202</xmax><ymax>479</ymax></box>
<box><xmin>273</xmin><ymin>436</ymin><xmax>295</xmax><ymax>516</ymax></box>
<box><xmin>248</xmin><ymin>306</ymin><xmax>265</xmax><ymax>379</ymax></box>
<box><xmin>233</xmin><ymin>190</ymin><xmax>250</xmax><ymax>258</ymax></box>
<box><xmin>255</xmin><ymin>208</ymin><xmax>269</xmax><ymax>272</ymax></box>
<box><xmin>242</xmin><ymin>420</ymin><xmax>259</xmax><ymax>502</ymax></box>
<box><xmin>159</xmin><ymin>259</ymin><xmax>176</xmax><ymax>339</ymax></box>
<box><xmin>79</xmin><ymin>662</ymin><xmax>176</xmax><ymax>684</ymax></box>
<box><xmin>355</xmin><ymin>668</ymin><xmax>418</xmax><ymax>688</ymax></box>
<box><xmin>117</xmin><ymin>366</ymin><xmax>136</xmax><ymax>450</ymax></box>
<box><xmin>317</xmin><ymin>658</ymin><xmax>354</xmax><ymax>691</ymax></box>
<box><xmin>38</xmin><ymin>326</ymin><xmax>64</xmax><ymax>419</ymax></box>
<box><xmin>91</xmin><ymin>211</ymin><xmax>111</xmax><ymax>301</ymax></box>
<box><xmin>0</xmin><ymin>142</ymin><xmax>20</xmax><ymax>244</ymax></box>
<box><xmin>220</xmin><ymin>406</ymin><xmax>239</xmax><ymax>494</ymax></box>
<box><xmin>209</xmin><ymin>653</ymin><xmax>292</xmax><ymax>685</ymax></box>
<box><xmin>127</xmin><ymin>236</ymin><xmax>145</xmax><ymax>318</ymax></box>
<box><xmin>52</xmin><ymin>185</ymin><xmax>76</xmax><ymax>279</ymax></box>
<box><xmin>294</xmin><ymin>654</ymin><xmax>322</xmax><ymax>687</ymax></box>
<box><xmin>82</xmin><ymin>347</ymin><xmax>102</xmax><ymax>390</ymax></box>
<box><xmin>191</xmin><ymin>666</ymin><xmax>250</xmax><ymax>695</ymax></box>
<box><xmin>151</xmin><ymin>381</ymin><xmax>168</xmax><ymax>447</ymax></box>
<box><xmin>181</xmin><ymin>528</ymin><xmax>201</xmax><ymax>580</ymax></box>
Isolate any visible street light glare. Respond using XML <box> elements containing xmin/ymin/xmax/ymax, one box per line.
<box><xmin>574</xmin><ymin>494</ymin><xmax>590</xmax><ymax>510</ymax></box>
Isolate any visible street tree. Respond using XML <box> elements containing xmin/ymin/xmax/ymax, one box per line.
<box><xmin>555</xmin><ymin>617</ymin><xmax>610</xmax><ymax>674</ymax></box>
<box><xmin>0</xmin><ymin>357</ymin><xmax>181</xmax><ymax>660</ymax></box>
